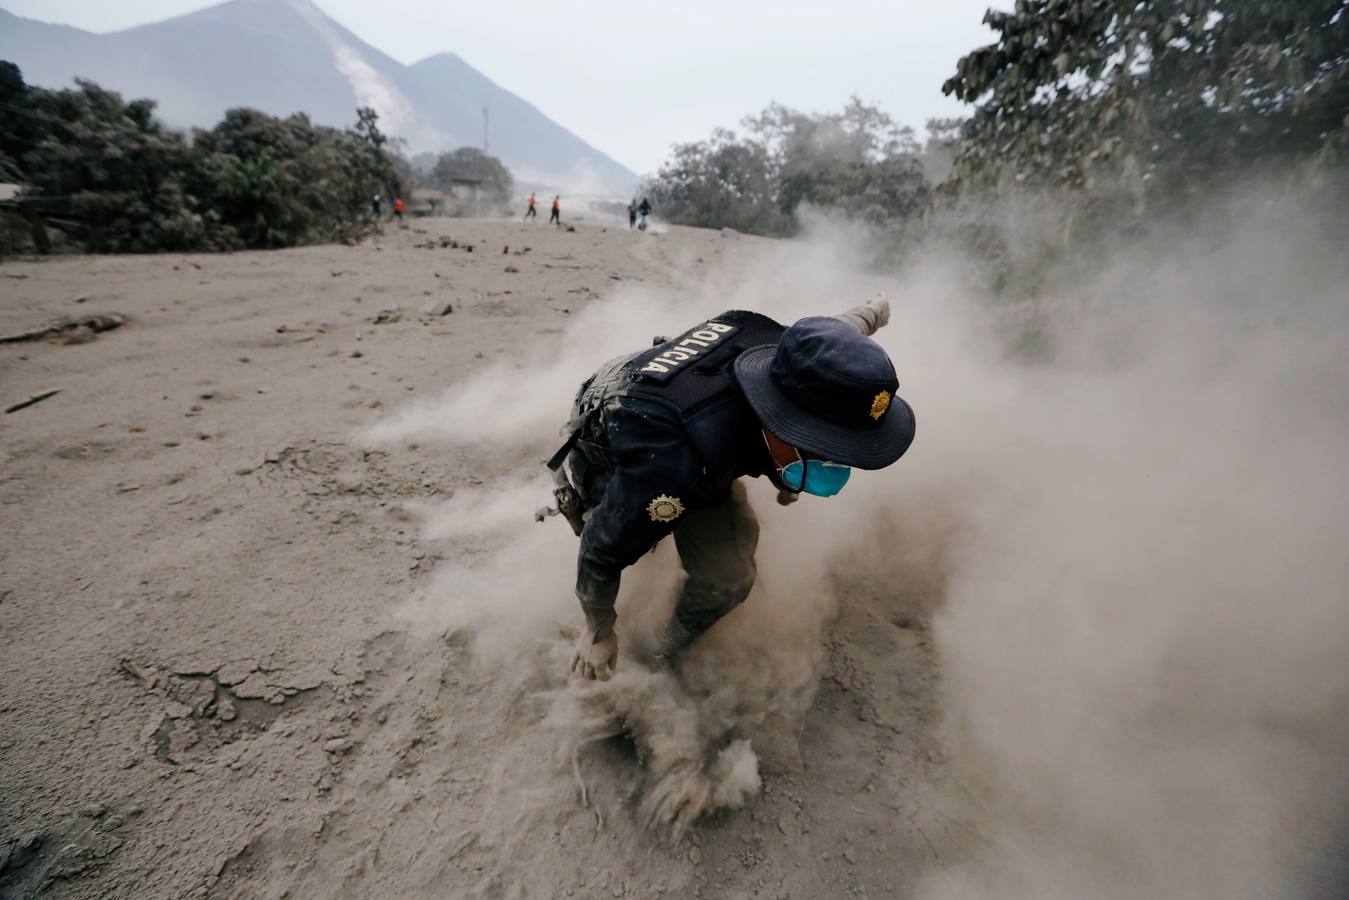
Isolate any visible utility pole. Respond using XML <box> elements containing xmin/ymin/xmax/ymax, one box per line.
<box><xmin>483</xmin><ymin>107</ymin><xmax>489</xmax><ymax>154</ymax></box>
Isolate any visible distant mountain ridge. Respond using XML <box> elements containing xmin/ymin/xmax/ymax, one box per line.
<box><xmin>0</xmin><ymin>0</ymin><xmax>637</xmax><ymax>192</ymax></box>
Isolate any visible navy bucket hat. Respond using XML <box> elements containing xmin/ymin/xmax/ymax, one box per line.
<box><xmin>733</xmin><ymin>316</ymin><xmax>915</xmax><ymax>469</ymax></box>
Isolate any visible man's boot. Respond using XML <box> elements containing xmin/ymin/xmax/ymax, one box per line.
<box><xmin>650</xmin><ymin>616</ymin><xmax>697</xmax><ymax>671</ymax></box>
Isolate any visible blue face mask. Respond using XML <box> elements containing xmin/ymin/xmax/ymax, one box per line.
<box><xmin>779</xmin><ymin>458</ymin><xmax>852</xmax><ymax>497</ymax></box>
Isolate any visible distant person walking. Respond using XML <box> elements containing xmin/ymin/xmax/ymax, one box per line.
<box><xmin>637</xmin><ymin>196</ymin><xmax>652</xmax><ymax>231</ymax></box>
<box><xmin>525</xmin><ymin>192</ymin><xmax>538</xmax><ymax>220</ymax></box>
<box><xmin>628</xmin><ymin>198</ymin><xmax>637</xmax><ymax>229</ymax></box>
<box><xmin>372</xmin><ymin>195</ymin><xmax>382</xmax><ymax>219</ymax></box>
<box><xmin>549</xmin><ymin>195</ymin><xmax>561</xmax><ymax>226</ymax></box>
<box><xmin>393</xmin><ymin>197</ymin><xmax>405</xmax><ymax>221</ymax></box>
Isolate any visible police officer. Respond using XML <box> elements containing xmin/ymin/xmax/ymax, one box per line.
<box><xmin>546</xmin><ymin>297</ymin><xmax>914</xmax><ymax>679</ymax></box>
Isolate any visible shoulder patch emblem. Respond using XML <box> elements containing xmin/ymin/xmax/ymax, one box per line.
<box><xmin>646</xmin><ymin>494</ymin><xmax>685</xmax><ymax>523</ymax></box>
<box><xmin>870</xmin><ymin>390</ymin><xmax>892</xmax><ymax>421</ymax></box>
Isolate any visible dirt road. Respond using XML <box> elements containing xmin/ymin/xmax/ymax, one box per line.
<box><xmin>1</xmin><ymin>218</ymin><xmax>959</xmax><ymax>898</ymax></box>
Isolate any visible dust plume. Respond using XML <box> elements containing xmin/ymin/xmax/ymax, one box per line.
<box><xmin>364</xmin><ymin>287</ymin><xmax>688</xmax><ymax>449</ymax></box>
<box><xmin>368</xmin><ymin>184</ymin><xmax>1349</xmax><ymax>890</ymax></box>
<box><xmin>892</xmin><ymin>188</ymin><xmax>1349</xmax><ymax>899</ymax></box>
<box><xmin>362</xmin><ymin>247</ymin><xmax>896</xmax><ymax>832</ymax></box>
<box><xmin>542</xmin><ymin>665</ymin><xmax>763</xmax><ymax>839</ymax></box>
<box><xmin>288</xmin><ymin>0</ymin><xmax>417</xmax><ymax>139</ymax></box>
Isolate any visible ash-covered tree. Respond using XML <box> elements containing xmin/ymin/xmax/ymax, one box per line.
<box><xmin>353</xmin><ymin>106</ymin><xmax>387</xmax><ymax>151</ymax></box>
<box><xmin>750</xmin><ymin>98</ymin><xmax>929</xmax><ymax>226</ymax></box>
<box><xmin>646</xmin><ymin>98</ymin><xmax>930</xmax><ymax>236</ymax></box>
<box><xmin>646</xmin><ymin>128</ymin><xmax>789</xmax><ymax>235</ymax></box>
<box><xmin>355</xmin><ymin>105</ymin><xmax>407</xmax><ymax>198</ymax></box>
<box><xmin>429</xmin><ymin>147</ymin><xmax>514</xmax><ymax>214</ymax></box>
<box><xmin>942</xmin><ymin>0</ymin><xmax>1348</xmax><ymax>211</ymax></box>
<box><xmin>0</xmin><ymin>61</ymin><xmax>37</xmax><ymax>182</ymax></box>
<box><xmin>7</xmin><ymin>74</ymin><xmax>215</xmax><ymax>252</ymax></box>
<box><xmin>918</xmin><ymin>117</ymin><xmax>963</xmax><ymax>185</ymax></box>
<box><xmin>0</xmin><ymin>61</ymin><xmax>402</xmax><ymax>253</ymax></box>
<box><xmin>387</xmin><ymin>150</ymin><xmax>418</xmax><ymax>197</ymax></box>
<box><xmin>190</xmin><ymin>107</ymin><xmax>398</xmax><ymax>248</ymax></box>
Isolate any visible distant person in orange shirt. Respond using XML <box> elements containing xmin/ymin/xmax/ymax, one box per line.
<box><xmin>524</xmin><ymin>193</ymin><xmax>538</xmax><ymax>220</ymax></box>
<box><xmin>393</xmin><ymin>197</ymin><xmax>405</xmax><ymax>221</ymax></box>
<box><xmin>549</xmin><ymin>195</ymin><xmax>561</xmax><ymax>226</ymax></box>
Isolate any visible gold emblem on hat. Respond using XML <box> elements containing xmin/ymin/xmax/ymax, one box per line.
<box><xmin>869</xmin><ymin>390</ymin><xmax>891</xmax><ymax>421</ymax></box>
<box><xmin>647</xmin><ymin>494</ymin><xmax>684</xmax><ymax>523</ymax></box>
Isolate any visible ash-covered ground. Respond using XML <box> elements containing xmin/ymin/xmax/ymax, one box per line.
<box><xmin>3</xmin><ymin>204</ymin><xmax>1346</xmax><ymax>899</ymax></box>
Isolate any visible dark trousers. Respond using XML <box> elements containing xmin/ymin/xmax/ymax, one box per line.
<box><xmin>565</xmin><ymin>360</ymin><xmax>760</xmax><ymax>657</ymax></box>
<box><xmin>665</xmin><ymin>481</ymin><xmax>760</xmax><ymax>651</ymax></box>
<box><xmin>549</xmin><ymin>209</ymin><xmax>560</xmax><ymax>224</ymax></box>
<box><xmin>525</xmin><ymin>206</ymin><xmax>537</xmax><ymax>220</ymax></box>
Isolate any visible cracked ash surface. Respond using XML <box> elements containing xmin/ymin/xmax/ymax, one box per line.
<box><xmin>0</xmin><ymin>219</ymin><xmax>963</xmax><ymax>899</ymax></box>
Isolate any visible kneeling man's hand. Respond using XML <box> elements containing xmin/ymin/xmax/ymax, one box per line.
<box><xmin>571</xmin><ymin>625</ymin><xmax>618</xmax><ymax>681</ymax></box>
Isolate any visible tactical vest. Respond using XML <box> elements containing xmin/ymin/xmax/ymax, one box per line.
<box><xmin>616</xmin><ymin>309</ymin><xmax>785</xmax><ymax>417</ymax></box>
<box><xmin>545</xmin><ymin>310</ymin><xmax>784</xmax><ymax>534</ymax></box>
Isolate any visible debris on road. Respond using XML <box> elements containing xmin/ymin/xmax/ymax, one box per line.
<box><xmin>5</xmin><ymin>388</ymin><xmax>61</xmax><ymax>414</ymax></box>
<box><xmin>0</xmin><ymin>313</ymin><xmax>127</xmax><ymax>345</ymax></box>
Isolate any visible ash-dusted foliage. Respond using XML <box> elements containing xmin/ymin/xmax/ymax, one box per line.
<box><xmin>645</xmin><ymin>2</ymin><xmax>1345</xmax><ymax>244</ymax></box>
<box><xmin>428</xmin><ymin>147</ymin><xmax>515</xmax><ymax>216</ymax></box>
<box><xmin>0</xmin><ymin>63</ymin><xmax>400</xmax><ymax>254</ymax></box>
<box><xmin>942</xmin><ymin>0</ymin><xmax>1348</xmax><ymax>210</ymax></box>
<box><xmin>1</xmin><ymin>65</ymin><xmax>212</xmax><ymax>253</ymax></box>
<box><xmin>187</xmin><ymin>106</ymin><xmax>399</xmax><ymax>250</ymax></box>
<box><xmin>913</xmin><ymin>0</ymin><xmax>1349</xmax><ymax>293</ymax></box>
<box><xmin>645</xmin><ymin>98</ymin><xmax>931</xmax><ymax>237</ymax></box>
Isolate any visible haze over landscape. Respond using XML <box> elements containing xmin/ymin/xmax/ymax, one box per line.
<box><xmin>0</xmin><ymin>0</ymin><xmax>993</xmax><ymax>181</ymax></box>
<box><xmin>0</xmin><ymin>0</ymin><xmax>642</xmax><ymax>191</ymax></box>
<box><xmin>1</xmin><ymin>1</ymin><xmax>1345</xmax><ymax>898</ymax></box>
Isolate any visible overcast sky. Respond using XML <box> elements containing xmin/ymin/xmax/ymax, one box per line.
<box><xmin>5</xmin><ymin>0</ymin><xmax>998</xmax><ymax>174</ymax></box>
